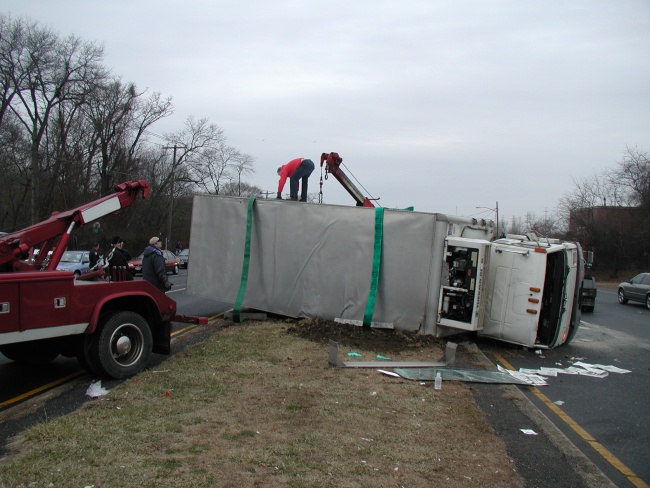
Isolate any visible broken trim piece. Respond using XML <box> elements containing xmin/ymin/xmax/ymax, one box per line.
<box><xmin>328</xmin><ymin>340</ymin><xmax>456</xmax><ymax>368</ymax></box>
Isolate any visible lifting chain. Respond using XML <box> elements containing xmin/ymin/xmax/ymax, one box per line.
<box><xmin>318</xmin><ymin>164</ymin><xmax>330</xmax><ymax>204</ymax></box>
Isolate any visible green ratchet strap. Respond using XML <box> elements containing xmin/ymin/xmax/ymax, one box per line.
<box><xmin>233</xmin><ymin>197</ymin><xmax>256</xmax><ymax>322</ymax></box>
<box><xmin>363</xmin><ymin>207</ymin><xmax>384</xmax><ymax>327</ymax></box>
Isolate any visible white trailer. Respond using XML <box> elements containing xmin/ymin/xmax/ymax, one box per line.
<box><xmin>187</xmin><ymin>196</ymin><xmax>583</xmax><ymax>348</ymax></box>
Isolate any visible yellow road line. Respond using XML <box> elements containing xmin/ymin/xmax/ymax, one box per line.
<box><xmin>0</xmin><ymin>371</ymin><xmax>85</xmax><ymax>409</ymax></box>
<box><xmin>494</xmin><ymin>352</ymin><xmax>648</xmax><ymax>488</ymax></box>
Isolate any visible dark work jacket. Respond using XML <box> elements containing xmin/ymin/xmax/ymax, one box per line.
<box><xmin>142</xmin><ymin>245</ymin><xmax>170</xmax><ymax>292</ymax></box>
<box><xmin>106</xmin><ymin>246</ymin><xmax>133</xmax><ymax>281</ymax></box>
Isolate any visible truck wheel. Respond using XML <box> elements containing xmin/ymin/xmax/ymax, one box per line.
<box><xmin>618</xmin><ymin>289</ymin><xmax>628</xmax><ymax>304</ymax></box>
<box><xmin>91</xmin><ymin>311</ymin><xmax>153</xmax><ymax>379</ymax></box>
<box><xmin>76</xmin><ymin>335</ymin><xmax>102</xmax><ymax>376</ymax></box>
<box><xmin>0</xmin><ymin>340</ymin><xmax>60</xmax><ymax>365</ymax></box>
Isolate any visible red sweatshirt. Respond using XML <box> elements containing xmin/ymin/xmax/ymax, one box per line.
<box><xmin>277</xmin><ymin>158</ymin><xmax>304</xmax><ymax>192</ymax></box>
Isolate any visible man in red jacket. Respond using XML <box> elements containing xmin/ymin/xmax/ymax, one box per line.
<box><xmin>276</xmin><ymin>157</ymin><xmax>315</xmax><ymax>201</ymax></box>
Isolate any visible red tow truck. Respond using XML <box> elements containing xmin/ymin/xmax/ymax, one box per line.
<box><xmin>0</xmin><ymin>180</ymin><xmax>199</xmax><ymax>379</ymax></box>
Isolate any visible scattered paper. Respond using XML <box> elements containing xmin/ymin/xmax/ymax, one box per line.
<box><xmin>518</xmin><ymin>361</ymin><xmax>629</xmax><ymax>379</ymax></box>
<box><xmin>498</xmin><ymin>365</ymin><xmax>547</xmax><ymax>385</ymax></box>
<box><xmin>520</xmin><ymin>429</ymin><xmax>538</xmax><ymax>435</ymax></box>
<box><xmin>347</xmin><ymin>352</ymin><xmax>362</xmax><ymax>357</ymax></box>
<box><xmin>376</xmin><ymin>355</ymin><xmax>391</xmax><ymax>360</ymax></box>
<box><xmin>591</xmin><ymin>364</ymin><xmax>631</xmax><ymax>374</ymax></box>
<box><xmin>553</xmin><ymin>400</ymin><xmax>565</xmax><ymax>405</ymax></box>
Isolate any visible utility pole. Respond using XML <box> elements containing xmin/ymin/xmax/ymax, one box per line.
<box><xmin>163</xmin><ymin>145</ymin><xmax>178</xmax><ymax>250</ymax></box>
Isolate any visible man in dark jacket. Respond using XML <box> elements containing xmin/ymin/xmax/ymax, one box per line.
<box><xmin>89</xmin><ymin>242</ymin><xmax>100</xmax><ymax>269</ymax></box>
<box><xmin>142</xmin><ymin>236</ymin><xmax>172</xmax><ymax>292</ymax></box>
<box><xmin>106</xmin><ymin>236</ymin><xmax>133</xmax><ymax>281</ymax></box>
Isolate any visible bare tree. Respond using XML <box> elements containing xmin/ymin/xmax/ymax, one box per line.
<box><xmin>7</xmin><ymin>20</ymin><xmax>106</xmax><ymax>222</ymax></box>
<box><xmin>610</xmin><ymin>146</ymin><xmax>650</xmax><ymax>209</ymax></box>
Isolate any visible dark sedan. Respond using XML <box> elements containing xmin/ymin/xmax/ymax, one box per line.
<box><xmin>618</xmin><ymin>272</ymin><xmax>650</xmax><ymax>309</ymax></box>
<box><xmin>128</xmin><ymin>250</ymin><xmax>180</xmax><ymax>275</ymax></box>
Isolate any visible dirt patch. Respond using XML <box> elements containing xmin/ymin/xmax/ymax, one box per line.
<box><xmin>286</xmin><ymin>317</ymin><xmax>446</xmax><ymax>355</ymax></box>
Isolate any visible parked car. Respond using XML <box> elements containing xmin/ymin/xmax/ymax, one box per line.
<box><xmin>618</xmin><ymin>272</ymin><xmax>650</xmax><ymax>310</ymax></box>
<box><xmin>128</xmin><ymin>250</ymin><xmax>180</xmax><ymax>275</ymax></box>
<box><xmin>178</xmin><ymin>249</ymin><xmax>189</xmax><ymax>269</ymax></box>
<box><xmin>56</xmin><ymin>250</ymin><xmax>91</xmax><ymax>276</ymax></box>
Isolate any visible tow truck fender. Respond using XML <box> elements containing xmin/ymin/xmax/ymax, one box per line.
<box><xmin>86</xmin><ymin>290</ymin><xmax>174</xmax><ymax>335</ymax></box>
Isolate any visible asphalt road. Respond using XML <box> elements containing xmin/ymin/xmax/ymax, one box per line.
<box><xmin>477</xmin><ymin>286</ymin><xmax>650</xmax><ymax>488</ymax></box>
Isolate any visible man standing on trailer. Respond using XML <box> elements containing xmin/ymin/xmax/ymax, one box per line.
<box><xmin>276</xmin><ymin>157</ymin><xmax>315</xmax><ymax>201</ymax></box>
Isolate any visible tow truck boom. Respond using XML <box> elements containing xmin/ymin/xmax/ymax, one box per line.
<box><xmin>320</xmin><ymin>152</ymin><xmax>376</xmax><ymax>207</ymax></box>
<box><xmin>0</xmin><ymin>180</ymin><xmax>150</xmax><ymax>272</ymax></box>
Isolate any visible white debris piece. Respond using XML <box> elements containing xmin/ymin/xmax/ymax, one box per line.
<box><xmin>377</xmin><ymin>369</ymin><xmax>401</xmax><ymax>377</ymax></box>
<box><xmin>520</xmin><ymin>429</ymin><xmax>538</xmax><ymax>435</ymax></box>
<box><xmin>86</xmin><ymin>381</ymin><xmax>109</xmax><ymax>398</ymax></box>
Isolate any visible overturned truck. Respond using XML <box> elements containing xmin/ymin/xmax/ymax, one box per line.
<box><xmin>187</xmin><ymin>196</ymin><xmax>584</xmax><ymax>349</ymax></box>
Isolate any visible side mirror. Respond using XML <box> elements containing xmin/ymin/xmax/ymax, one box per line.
<box><xmin>584</xmin><ymin>251</ymin><xmax>593</xmax><ymax>267</ymax></box>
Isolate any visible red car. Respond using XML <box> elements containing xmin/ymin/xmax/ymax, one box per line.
<box><xmin>128</xmin><ymin>250</ymin><xmax>180</xmax><ymax>275</ymax></box>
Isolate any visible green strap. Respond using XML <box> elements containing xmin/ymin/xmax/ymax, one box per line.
<box><xmin>233</xmin><ymin>197</ymin><xmax>256</xmax><ymax>322</ymax></box>
<box><xmin>363</xmin><ymin>207</ymin><xmax>384</xmax><ymax>327</ymax></box>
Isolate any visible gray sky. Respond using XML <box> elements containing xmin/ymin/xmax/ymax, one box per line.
<box><xmin>4</xmin><ymin>1</ymin><xmax>649</xmax><ymax>223</ymax></box>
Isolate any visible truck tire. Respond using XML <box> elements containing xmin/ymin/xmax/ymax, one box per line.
<box><xmin>91</xmin><ymin>311</ymin><xmax>153</xmax><ymax>379</ymax></box>
<box><xmin>0</xmin><ymin>340</ymin><xmax>60</xmax><ymax>365</ymax></box>
<box><xmin>76</xmin><ymin>335</ymin><xmax>103</xmax><ymax>376</ymax></box>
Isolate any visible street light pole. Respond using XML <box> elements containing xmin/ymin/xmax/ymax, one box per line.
<box><xmin>476</xmin><ymin>201</ymin><xmax>499</xmax><ymax>238</ymax></box>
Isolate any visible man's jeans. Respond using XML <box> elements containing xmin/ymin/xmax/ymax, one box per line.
<box><xmin>290</xmin><ymin>159</ymin><xmax>315</xmax><ymax>200</ymax></box>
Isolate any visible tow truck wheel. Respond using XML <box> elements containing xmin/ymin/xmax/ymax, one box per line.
<box><xmin>76</xmin><ymin>335</ymin><xmax>102</xmax><ymax>376</ymax></box>
<box><xmin>92</xmin><ymin>311</ymin><xmax>153</xmax><ymax>379</ymax></box>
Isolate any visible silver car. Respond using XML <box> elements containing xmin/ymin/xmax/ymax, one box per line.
<box><xmin>618</xmin><ymin>272</ymin><xmax>650</xmax><ymax>310</ymax></box>
<box><xmin>56</xmin><ymin>250</ymin><xmax>91</xmax><ymax>276</ymax></box>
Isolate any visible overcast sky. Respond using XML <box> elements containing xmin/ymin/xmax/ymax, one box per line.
<box><xmin>4</xmin><ymin>1</ymin><xmax>649</xmax><ymax>224</ymax></box>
